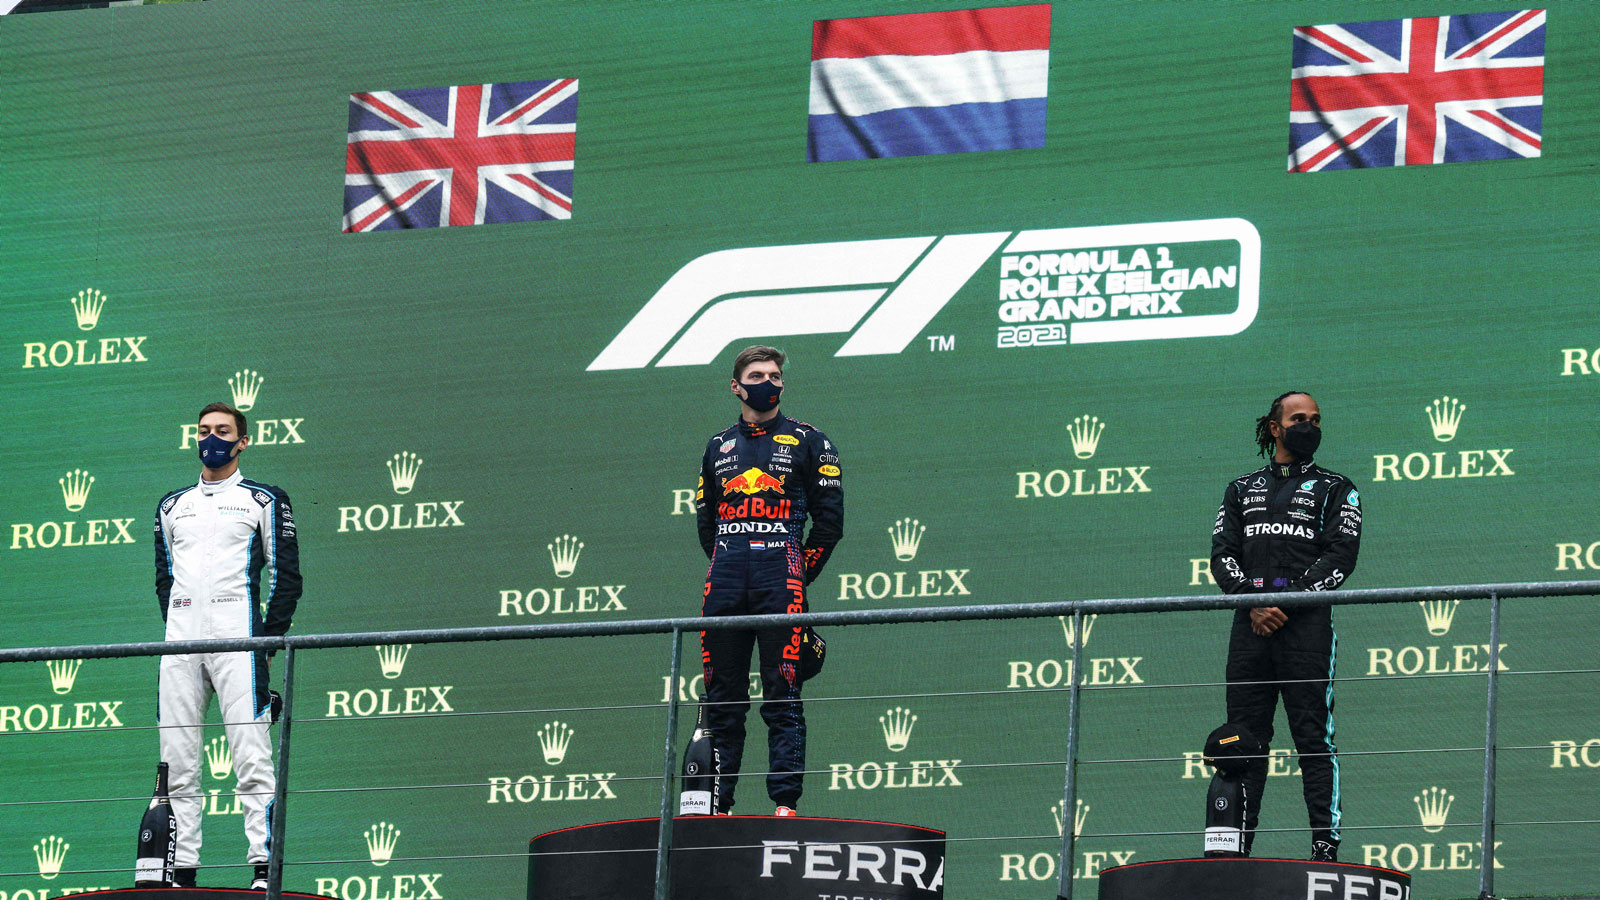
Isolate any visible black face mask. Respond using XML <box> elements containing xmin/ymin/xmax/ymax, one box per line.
<box><xmin>1282</xmin><ymin>422</ymin><xmax>1321</xmax><ymax>461</ymax></box>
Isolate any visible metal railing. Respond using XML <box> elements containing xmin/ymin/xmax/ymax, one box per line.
<box><xmin>3</xmin><ymin>579</ymin><xmax>1597</xmax><ymax>900</ymax></box>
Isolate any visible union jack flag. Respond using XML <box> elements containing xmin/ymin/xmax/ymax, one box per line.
<box><xmin>1289</xmin><ymin>10</ymin><xmax>1544</xmax><ymax>172</ymax></box>
<box><xmin>343</xmin><ymin>79</ymin><xmax>577</xmax><ymax>231</ymax></box>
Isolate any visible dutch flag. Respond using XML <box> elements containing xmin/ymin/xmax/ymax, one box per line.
<box><xmin>807</xmin><ymin>4</ymin><xmax>1051</xmax><ymax>162</ymax></box>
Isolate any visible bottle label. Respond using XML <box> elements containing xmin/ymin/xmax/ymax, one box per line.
<box><xmin>1204</xmin><ymin>826</ymin><xmax>1241</xmax><ymax>853</ymax></box>
<box><xmin>135</xmin><ymin>858</ymin><xmax>167</xmax><ymax>883</ymax></box>
<box><xmin>679</xmin><ymin>790</ymin><xmax>712</xmax><ymax>816</ymax></box>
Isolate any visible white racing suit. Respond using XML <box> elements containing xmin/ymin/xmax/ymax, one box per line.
<box><xmin>154</xmin><ymin>470</ymin><xmax>300</xmax><ymax>868</ymax></box>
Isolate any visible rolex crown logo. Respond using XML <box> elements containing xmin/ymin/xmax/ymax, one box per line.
<box><xmin>59</xmin><ymin>469</ymin><xmax>94</xmax><ymax>512</ymax></box>
<box><xmin>364</xmin><ymin>822</ymin><xmax>400</xmax><ymax>866</ymax></box>
<box><xmin>548</xmin><ymin>535</ymin><xmax>584</xmax><ymax>578</ymax></box>
<box><xmin>228</xmin><ymin>369</ymin><xmax>264</xmax><ymax>412</ymax></box>
<box><xmin>1414</xmin><ymin>786</ymin><xmax>1454</xmax><ymax>833</ymax></box>
<box><xmin>887</xmin><ymin>518</ymin><xmax>925</xmax><ymax>562</ymax></box>
<box><xmin>538</xmin><ymin>721</ymin><xmax>575</xmax><ymax>765</ymax></box>
<box><xmin>879</xmin><ymin>706</ymin><xmax>917</xmax><ymax>752</ymax></box>
<box><xmin>1425</xmin><ymin>396</ymin><xmax>1465</xmax><ymax>442</ymax></box>
<box><xmin>1049</xmin><ymin>798</ymin><xmax>1089</xmax><ymax>837</ymax></box>
<box><xmin>70</xmin><ymin>289</ymin><xmax>106</xmax><ymax>331</ymax></box>
<box><xmin>376</xmin><ymin>644</ymin><xmax>412</xmax><ymax>680</ymax></box>
<box><xmin>206</xmin><ymin>736</ymin><xmax>235</xmax><ymax>780</ymax></box>
<box><xmin>1419</xmin><ymin>599</ymin><xmax>1460</xmax><ymax>636</ymax></box>
<box><xmin>46</xmin><ymin>658</ymin><xmax>82</xmax><ymax>695</ymax></box>
<box><xmin>1058</xmin><ymin>614</ymin><xmax>1097</xmax><ymax>650</ymax></box>
<box><xmin>34</xmin><ymin>835</ymin><xmax>68</xmax><ymax>880</ymax></box>
<box><xmin>387</xmin><ymin>452</ymin><xmax>423</xmax><ymax>495</ymax></box>
<box><xmin>1067</xmin><ymin>415</ymin><xmax>1106</xmax><ymax>459</ymax></box>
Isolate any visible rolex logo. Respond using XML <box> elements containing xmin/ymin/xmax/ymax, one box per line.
<box><xmin>70</xmin><ymin>289</ymin><xmax>106</xmax><ymax>331</ymax></box>
<box><xmin>1058</xmin><ymin>614</ymin><xmax>1097</xmax><ymax>649</ymax></box>
<box><xmin>364</xmin><ymin>822</ymin><xmax>400</xmax><ymax>866</ymax></box>
<box><xmin>887</xmin><ymin>518</ymin><xmax>925</xmax><ymax>562</ymax></box>
<box><xmin>34</xmin><ymin>835</ymin><xmax>68</xmax><ymax>880</ymax></box>
<box><xmin>880</xmin><ymin>707</ymin><xmax>917</xmax><ymax>752</ymax></box>
<box><xmin>548</xmin><ymin>535</ymin><xmax>583</xmax><ymax>578</ymax></box>
<box><xmin>538</xmin><ymin>721</ymin><xmax>575</xmax><ymax>765</ymax></box>
<box><xmin>376</xmin><ymin>644</ymin><xmax>412</xmax><ymax>680</ymax></box>
<box><xmin>387</xmin><ymin>452</ymin><xmax>423</xmax><ymax>495</ymax></box>
<box><xmin>59</xmin><ymin>469</ymin><xmax>94</xmax><ymax>512</ymax></box>
<box><xmin>1425</xmin><ymin>397</ymin><xmax>1465</xmax><ymax>443</ymax></box>
<box><xmin>1050</xmin><ymin>798</ymin><xmax>1089</xmax><ymax>838</ymax></box>
<box><xmin>1414</xmin><ymin>786</ymin><xmax>1454</xmax><ymax>833</ymax></box>
<box><xmin>206</xmin><ymin>736</ymin><xmax>235</xmax><ymax>779</ymax></box>
<box><xmin>46</xmin><ymin>658</ymin><xmax>82</xmax><ymax>695</ymax></box>
<box><xmin>1419</xmin><ymin>599</ymin><xmax>1460</xmax><ymax>636</ymax></box>
<box><xmin>1067</xmin><ymin>415</ymin><xmax>1105</xmax><ymax>459</ymax></box>
<box><xmin>228</xmin><ymin>369</ymin><xmax>264</xmax><ymax>411</ymax></box>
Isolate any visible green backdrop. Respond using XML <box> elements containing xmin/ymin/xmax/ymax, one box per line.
<box><xmin>2</xmin><ymin>1</ymin><xmax>1597</xmax><ymax>898</ymax></box>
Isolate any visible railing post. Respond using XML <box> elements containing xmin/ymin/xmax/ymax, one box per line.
<box><xmin>1055</xmin><ymin>608</ymin><xmax>1085</xmax><ymax>900</ymax></box>
<box><xmin>267</xmin><ymin>645</ymin><xmax>295</xmax><ymax>900</ymax></box>
<box><xmin>654</xmin><ymin>628</ymin><xmax>685</xmax><ymax>900</ymax></box>
<box><xmin>1478</xmin><ymin>592</ymin><xmax>1502</xmax><ymax>900</ymax></box>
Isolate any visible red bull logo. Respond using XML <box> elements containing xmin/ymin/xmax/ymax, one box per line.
<box><xmin>719</xmin><ymin>497</ymin><xmax>791</xmax><ymax>521</ymax></box>
<box><xmin>722</xmin><ymin>467</ymin><xmax>786</xmax><ymax>496</ymax></box>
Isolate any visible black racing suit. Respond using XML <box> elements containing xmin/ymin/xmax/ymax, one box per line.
<box><xmin>696</xmin><ymin>413</ymin><xmax>842</xmax><ymax>811</ymax></box>
<box><xmin>1210</xmin><ymin>458</ymin><xmax>1361</xmax><ymax>853</ymax></box>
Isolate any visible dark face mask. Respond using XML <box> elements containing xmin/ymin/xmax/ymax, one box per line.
<box><xmin>1281</xmin><ymin>421</ymin><xmax>1321</xmax><ymax>461</ymax></box>
<box><xmin>198</xmin><ymin>433</ymin><xmax>241</xmax><ymax>469</ymax></box>
<box><xmin>739</xmin><ymin>380</ymin><xmax>782</xmax><ymax>413</ymax></box>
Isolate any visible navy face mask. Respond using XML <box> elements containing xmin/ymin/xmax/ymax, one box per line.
<box><xmin>739</xmin><ymin>380</ymin><xmax>782</xmax><ymax>412</ymax></box>
<box><xmin>1282</xmin><ymin>422</ymin><xmax>1321</xmax><ymax>461</ymax></box>
<box><xmin>198</xmin><ymin>433</ymin><xmax>241</xmax><ymax>469</ymax></box>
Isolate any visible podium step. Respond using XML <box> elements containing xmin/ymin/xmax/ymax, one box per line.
<box><xmin>1098</xmin><ymin>857</ymin><xmax>1411</xmax><ymax>900</ymax></box>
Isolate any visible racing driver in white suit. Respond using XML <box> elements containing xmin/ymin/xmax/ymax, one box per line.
<box><xmin>154</xmin><ymin>401</ymin><xmax>300</xmax><ymax>889</ymax></box>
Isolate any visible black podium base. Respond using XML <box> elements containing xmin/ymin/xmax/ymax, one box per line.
<box><xmin>1099</xmin><ymin>858</ymin><xmax>1411</xmax><ymax>900</ymax></box>
<box><xmin>69</xmin><ymin>883</ymin><xmax>331</xmax><ymax>890</ymax></box>
<box><xmin>528</xmin><ymin>815</ymin><xmax>946</xmax><ymax>900</ymax></box>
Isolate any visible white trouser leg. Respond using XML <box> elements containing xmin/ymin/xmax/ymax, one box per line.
<box><xmin>210</xmin><ymin>651</ymin><xmax>276</xmax><ymax>865</ymax></box>
<box><xmin>158</xmin><ymin>654</ymin><xmax>208</xmax><ymax>869</ymax></box>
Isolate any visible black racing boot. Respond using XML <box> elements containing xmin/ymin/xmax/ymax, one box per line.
<box><xmin>250</xmin><ymin>864</ymin><xmax>270</xmax><ymax>890</ymax></box>
<box><xmin>1311</xmin><ymin>840</ymin><xmax>1339</xmax><ymax>862</ymax></box>
<box><xmin>173</xmin><ymin>867</ymin><xmax>198</xmax><ymax>888</ymax></box>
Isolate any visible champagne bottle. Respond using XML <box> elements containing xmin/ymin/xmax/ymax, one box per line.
<box><xmin>1203</xmin><ymin>772</ymin><xmax>1246</xmax><ymax>857</ymax></box>
<box><xmin>679</xmin><ymin>708</ymin><xmax>714</xmax><ymax>816</ymax></box>
<box><xmin>135</xmin><ymin>762</ymin><xmax>178</xmax><ymax>886</ymax></box>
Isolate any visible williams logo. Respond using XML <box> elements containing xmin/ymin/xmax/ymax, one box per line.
<box><xmin>999</xmin><ymin>798</ymin><xmax>1135</xmax><ymax>882</ymax></box>
<box><xmin>835</xmin><ymin>518</ymin><xmax>971</xmax><ymax>602</ymax></box>
<box><xmin>588</xmin><ymin>219</ymin><xmax>1260</xmax><ymax>370</ymax></box>
<box><xmin>1373</xmin><ymin>396</ymin><xmax>1513</xmax><ymax>481</ymax></box>
<box><xmin>325</xmin><ymin>645</ymin><xmax>453</xmax><ymax>719</ymax></box>
<box><xmin>34</xmin><ymin>835</ymin><xmax>69</xmax><ymax>879</ymax></box>
<box><xmin>1016</xmin><ymin>414</ymin><xmax>1152</xmax><ymax>499</ymax></box>
<box><xmin>499</xmin><ymin>534</ymin><xmax>627</xmax><ymax>619</ymax></box>
<box><xmin>1361</xmin><ymin>784</ymin><xmax>1503</xmax><ymax>872</ymax></box>
<box><xmin>1366</xmin><ymin>598</ymin><xmax>1505</xmax><ymax>676</ymax></box>
<box><xmin>11</xmin><ymin>469</ymin><xmax>136</xmax><ymax>551</ymax></box>
<box><xmin>178</xmin><ymin>370</ymin><xmax>305</xmax><ymax>449</ymax></box>
<box><xmin>22</xmin><ymin>289</ymin><xmax>149</xmax><ymax>369</ymax></box>
<box><xmin>828</xmin><ymin>708</ymin><xmax>962</xmax><ymax>792</ymax></box>
<box><xmin>337</xmin><ymin>452</ymin><xmax>464</xmax><ymax>533</ymax></box>
<box><xmin>313</xmin><ymin>822</ymin><xmax>443</xmax><ymax>900</ymax></box>
<box><xmin>487</xmin><ymin>720</ymin><xmax>618</xmax><ymax>804</ymax></box>
<box><xmin>1007</xmin><ymin>614</ymin><xmax>1144</xmax><ymax>690</ymax></box>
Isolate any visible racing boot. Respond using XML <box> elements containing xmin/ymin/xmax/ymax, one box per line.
<box><xmin>1310</xmin><ymin>840</ymin><xmax>1339</xmax><ymax>862</ymax></box>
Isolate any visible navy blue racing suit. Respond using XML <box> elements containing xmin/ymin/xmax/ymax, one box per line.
<box><xmin>696</xmin><ymin>413</ymin><xmax>842</xmax><ymax>811</ymax></box>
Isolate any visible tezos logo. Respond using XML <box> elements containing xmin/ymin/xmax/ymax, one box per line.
<box><xmin>313</xmin><ymin>822</ymin><xmax>444</xmax><ymax>900</ymax></box>
<box><xmin>498</xmin><ymin>534</ymin><xmax>627</xmax><ymax>619</ymax></box>
<box><xmin>999</xmin><ymin>798</ymin><xmax>1135</xmax><ymax>883</ymax></box>
<box><xmin>1373</xmin><ymin>396</ymin><xmax>1514</xmax><ymax>482</ymax></box>
<box><xmin>325</xmin><ymin>644</ymin><xmax>454</xmax><ymax>719</ymax></box>
<box><xmin>834</xmin><ymin>517</ymin><xmax>971</xmax><ymax>602</ymax></box>
<box><xmin>177</xmin><ymin>370</ymin><xmax>306</xmax><ymax>449</ymax></box>
<box><xmin>487</xmin><ymin>720</ymin><xmax>619</xmax><ymax>805</ymax></box>
<box><xmin>1006</xmin><ymin>613</ymin><xmax>1144</xmax><ymax>689</ymax></box>
<box><xmin>1016</xmin><ymin>415</ymin><xmax>1152</xmax><ymax>499</ymax></box>
<box><xmin>1360</xmin><ymin>785</ymin><xmax>1503</xmax><ymax>873</ymax></box>
<box><xmin>22</xmin><ymin>289</ymin><xmax>149</xmax><ymax>369</ymax></box>
<box><xmin>337</xmin><ymin>452</ymin><xmax>464</xmax><ymax>533</ymax></box>
<box><xmin>588</xmin><ymin>219</ymin><xmax>1259</xmax><ymax>370</ymax></box>
<box><xmin>1365</xmin><ymin>598</ymin><xmax>1506</xmax><ymax>677</ymax></box>
<box><xmin>10</xmin><ymin>469</ymin><xmax>137</xmax><ymax>551</ymax></box>
<box><xmin>828</xmin><ymin>707</ymin><xmax>962</xmax><ymax>792</ymax></box>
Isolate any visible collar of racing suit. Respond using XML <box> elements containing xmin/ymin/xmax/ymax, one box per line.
<box><xmin>198</xmin><ymin>469</ymin><xmax>244</xmax><ymax>496</ymax></box>
<box><xmin>1272</xmin><ymin>459</ymin><xmax>1314</xmax><ymax>479</ymax></box>
<box><xmin>738</xmin><ymin>412</ymin><xmax>781</xmax><ymax>437</ymax></box>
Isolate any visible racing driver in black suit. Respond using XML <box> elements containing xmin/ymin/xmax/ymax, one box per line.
<box><xmin>695</xmin><ymin>345</ymin><xmax>842</xmax><ymax>817</ymax></box>
<box><xmin>1210</xmin><ymin>391</ymin><xmax>1362</xmax><ymax>863</ymax></box>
